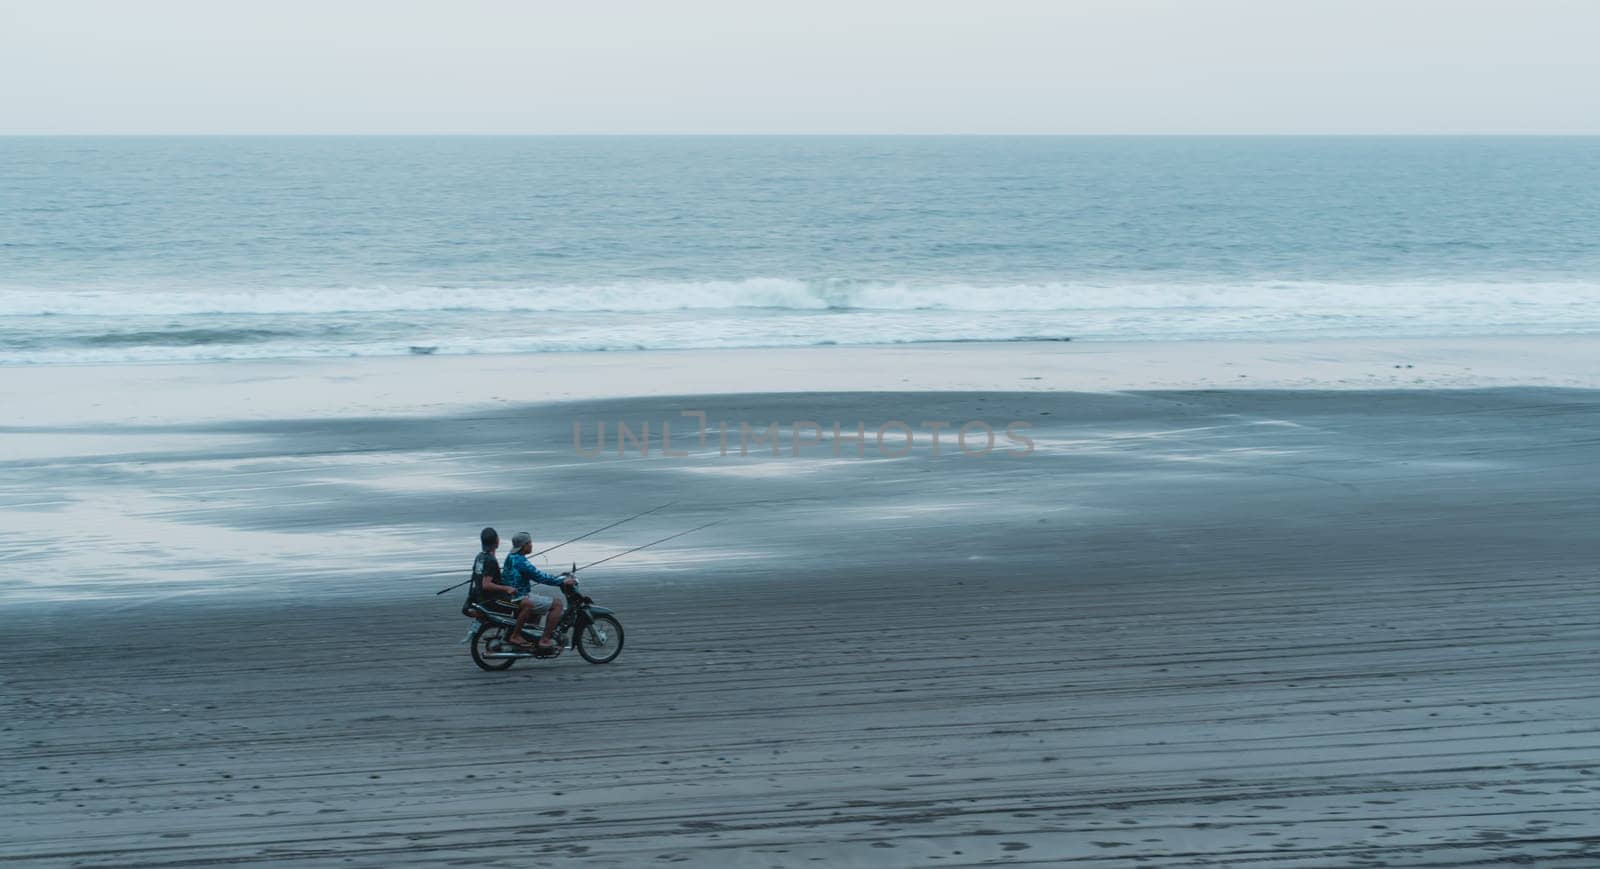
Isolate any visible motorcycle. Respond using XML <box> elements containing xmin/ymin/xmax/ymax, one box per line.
<box><xmin>461</xmin><ymin>579</ymin><xmax>624</xmax><ymax>670</ymax></box>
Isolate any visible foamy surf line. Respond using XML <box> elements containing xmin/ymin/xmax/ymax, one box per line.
<box><xmin>6</xmin><ymin>278</ymin><xmax>1600</xmax><ymax>316</ymax></box>
<box><xmin>3</xmin><ymin>279</ymin><xmax>1600</xmax><ymax>364</ymax></box>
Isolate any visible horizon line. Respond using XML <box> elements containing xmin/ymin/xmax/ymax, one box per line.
<box><xmin>5</xmin><ymin>131</ymin><xmax>1600</xmax><ymax>138</ymax></box>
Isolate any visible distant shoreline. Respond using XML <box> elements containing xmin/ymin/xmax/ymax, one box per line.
<box><xmin>9</xmin><ymin>133</ymin><xmax>1600</xmax><ymax>138</ymax></box>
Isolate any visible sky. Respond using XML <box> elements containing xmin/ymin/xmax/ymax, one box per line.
<box><xmin>2</xmin><ymin>0</ymin><xmax>1598</xmax><ymax>135</ymax></box>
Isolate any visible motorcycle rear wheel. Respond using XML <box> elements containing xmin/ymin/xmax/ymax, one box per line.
<box><xmin>576</xmin><ymin>614</ymin><xmax>624</xmax><ymax>664</ymax></box>
<box><xmin>470</xmin><ymin>624</ymin><xmax>517</xmax><ymax>671</ymax></box>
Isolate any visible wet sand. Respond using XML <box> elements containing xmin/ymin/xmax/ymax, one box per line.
<box><xmin>4</xmin><ymin>384</ymin><xmax>1600</xmax><ymax>865</ymax></box>
<box><xmin>9</xmin><ymin>334</ymin><xmax>1600</xmax><ymax>429</ymax></box>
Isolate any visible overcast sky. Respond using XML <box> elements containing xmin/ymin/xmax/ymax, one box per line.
<box><xmin>3</xmin><ymin>0</ymin><xmax>1598</xmax><ymax>134</ymax></box>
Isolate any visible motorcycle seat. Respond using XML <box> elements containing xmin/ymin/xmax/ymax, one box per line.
<box><xmin>467</xmin><ymin>600</ymin><xmax>518</xmax><ymax>620</ymax></box>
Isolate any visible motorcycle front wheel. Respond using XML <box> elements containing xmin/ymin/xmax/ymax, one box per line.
<box><xmin>576</xmin><ymin>614</ymin><xmax>624</xmax><ymax>664</ymax></box>
<box><xmin>470</xmin><ymin>624</ymin><xmax>517</xmax><ymax>671</ymax></box>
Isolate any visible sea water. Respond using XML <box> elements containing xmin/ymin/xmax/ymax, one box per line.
<box><xmin>2</xmin><ymin>135</ymin><xmax>1598</xmax><ymax>364</ymax></box>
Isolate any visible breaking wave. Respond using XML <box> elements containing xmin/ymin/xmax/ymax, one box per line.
<box><xmin>3</xmin><ymin>278</ymin><xmax>1599</xmax><ymax>318</ymax></box>
<box><xmin>73</xmin><ymin>328</ymin><xmax>290</xmax><ymax>347</ymax></box>
<box><xmin>3</xmin><ymin>278</ymin><xmax>1599</xmax><ymax>365</ymax></box>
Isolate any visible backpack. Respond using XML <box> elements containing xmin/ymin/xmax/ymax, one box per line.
<box><xmin>462</xmin><ymin>551</ymin><xmax>488</xmax><ymax>616</ymax></box>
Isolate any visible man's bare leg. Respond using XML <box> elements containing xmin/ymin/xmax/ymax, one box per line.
<box><xmin>538</xmin><ymin>600</ymin><xmax>564</xmax><ymax>649</ymax></box>
<box><xmin>507</xmin><ymin>600</ymin><xmax>536</xmax><ymax>647</ymax></box>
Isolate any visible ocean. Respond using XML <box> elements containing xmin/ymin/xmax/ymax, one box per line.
<box><xmin>3</xmin><ymin>136</ymin><xmax>1598</xmax><ymax>365</ymax></box>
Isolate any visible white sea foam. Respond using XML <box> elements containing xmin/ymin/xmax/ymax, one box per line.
<box><xmin>3</xmin><ymin>278</ymin><xmax>1598</xmax><ymax>317</ymax></box>
<box><xmin>4</xmin><ymin>279</ymin><xmax>1600</xmax><ymax>365</ymax></box>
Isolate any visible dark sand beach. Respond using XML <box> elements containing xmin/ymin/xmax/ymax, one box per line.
<box><xmin>4</xmin><ymin>385</ymin><xmax>1600</xmax><ymax>866</ymax></box>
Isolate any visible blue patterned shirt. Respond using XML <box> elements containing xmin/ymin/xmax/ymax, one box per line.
<box><xmin>503</xmin><ymin>552</ymin><xmax>565</xmax><ymax>595</ymax></box>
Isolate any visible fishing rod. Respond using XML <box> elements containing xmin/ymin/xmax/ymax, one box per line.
<box><xmin>531</xmin><ymin>500</ymin><xmax>678</xmax><ymax>559</ymax></box>
<box><xmin>571</xmin><ymin>519</ymin><xmax>722</xmax><ymax>573</ymax></box>
<box><xmin>433</xmin><ymin>501</ymin><xmax>677</xmax><ymax>595</ymax></box>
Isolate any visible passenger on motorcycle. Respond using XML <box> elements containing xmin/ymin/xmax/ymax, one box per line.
<box><xmin>503</xmin><ymin>531</ymin><xmax>576</xmax><ymax>653</ymax></box>
<box><xmin>470</xmin><ymin>527</ymin><xmax>541</xmax><ymax>642</ymax></box>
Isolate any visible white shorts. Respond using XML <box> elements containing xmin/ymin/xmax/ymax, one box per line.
<box><xmin>510</xmin><ymin>593</ymin><xmax>555</xmax><ymax>615</ymax></box>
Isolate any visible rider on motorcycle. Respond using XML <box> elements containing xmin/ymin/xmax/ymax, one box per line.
<box><xmin>503</xmin><ymin>531</ymin><xmax>576</xmax><ymax>653</ymax></box>
<box><xmin>471</xmin><ymin>527</ymin><xmax>527</xmax><ymax>619</ymax></box>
